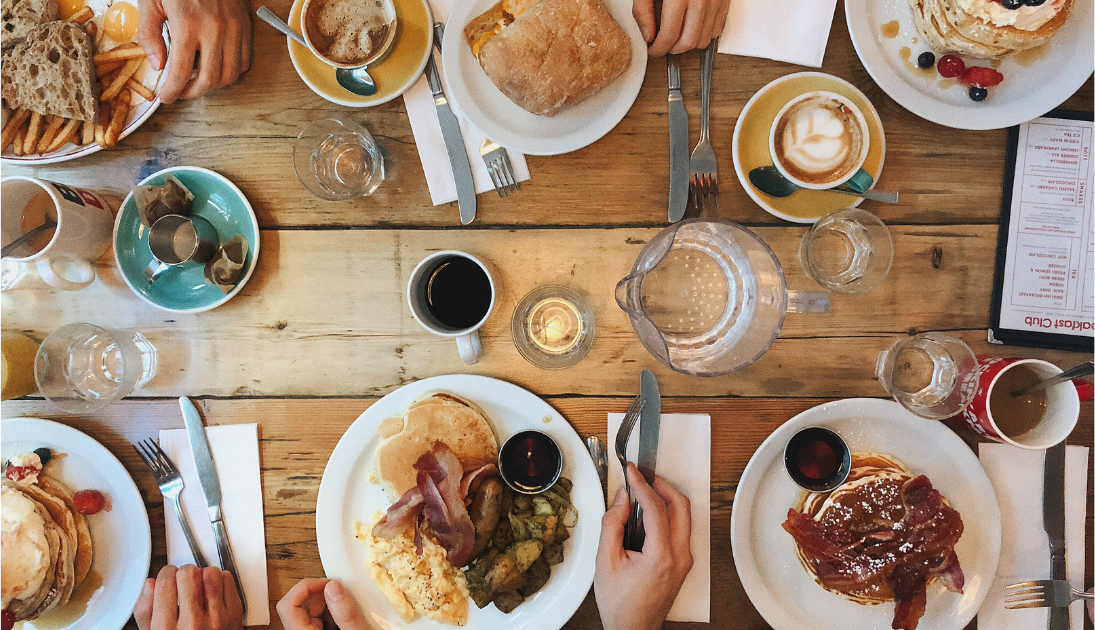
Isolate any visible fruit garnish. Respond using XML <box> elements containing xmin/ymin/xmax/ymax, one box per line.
<box><xmin>33</xmin><ymin>447</ymin><xmax>52</xmax><ymax>466</ymax></box>
<box><xmin>5</xmin><ymin>465</ymin><xmax>37</xmax><ymax>483</ymax></box>
<box><xmin>968</xmin><ymin>87</ymin><xmax>988</xmax><ymax>101</ymax></box>
<box><xmin>917</xmin><ymin>52</ymin><xmax>935</xmax><ymax>69</ymax></box>
<box><xmin>73</xmin><ymin>490</ymin><xmax>106</xmax><ymax>515</ymax></box>
<box><xmin>2</xmin><ymin>609</ymin><xmax>14</xmax><ymax>630</ymax></box>
<box><xmin>962</xmin><ymin>66</ymin><xmax>1004</xmax><ymax>88</ymax></box>
<box><xmin>1001</xmin><ymin>0</ymin><xmax>1023</xmax><ymax>8</ymax></box>
<box><xmin>1025</xmin><ymin>0</ymin><xmax>1046</xmax><ymax>5</ymax></box>
<box><xmin>937</xmin><ymin>55</ymin><xmax>966</xmax><ymax>78</ymax></box>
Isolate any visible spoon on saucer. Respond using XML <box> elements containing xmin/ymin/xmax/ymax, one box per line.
<box><xmin>749</xmin><ymin>166</ymin><xmax>900</xmax><ymax>203</ymax></box>
<box><xmin>255</xmin><ymin>6</ymin><xmax>378</xmax><ymax>96</ymax></box>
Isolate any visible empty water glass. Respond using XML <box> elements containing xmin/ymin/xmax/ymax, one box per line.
<box><xmin>294</xmin><ymin>117</ymin><xmax>385</xmax><ymax>201</ymax></box>
<box><xmin>35</xmin><ymin>323</ymin><xmax>158</xmax><ymax>413</ymax></box>
<box><xmin>799</xmin><ymin>208</ymin><xmax>893</xmax><ymax>294</ymax></box>
<box><xmin>876</xmin><ymin>332</ymin><xmax>979</xmax><ymax>420</ymax></box>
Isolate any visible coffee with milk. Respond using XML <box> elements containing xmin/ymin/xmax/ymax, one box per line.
<box><xmin>771</xmin><ymin>92</ymin><xmax>868</xmax><ymax>188</ymax></box>
<box><xmin>303</xmin><ymin>0</ymin><xmax>396</xmax><ymax>67</ymax></box>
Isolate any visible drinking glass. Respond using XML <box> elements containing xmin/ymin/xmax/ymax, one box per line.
<box><xmin>294</xmin><ymin>117</ymin><xmax>384</xmax><ymax>201</ymax></box>
<box><xmin>512</xmin><ymin>286</ymin><xmax>595</xmax><ymax>369</ymax></box>
<box><xmin>799</xmin><ymin>208</ymin><xmax>893</xmax><ymax>293</ymax></box>
<box><xmin>35</xmin><ymin>323</ymin><xmax>158</xmax><ymax>413</ymax></box>
<box><xmin>876</xmin><ymin>332</ymin><xmax>979</xmax><ymax>420</ymax></box>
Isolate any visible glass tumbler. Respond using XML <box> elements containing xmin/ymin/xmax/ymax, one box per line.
<box><xmin>876</xmin><ymin>332</ymin><xmax>979</xmax><ymax>420</ymax></box>
<box><xmin>294</xmin><ymin>117</ymin><xmax>385</xmax><ymax>201</ymax></box>
<box><xmin>799</xmin><ymin>208</ymin><xmax>893</xmax><ymax>293</ymax></box>
<box><xmin>35</xmin><ymin>323</ymin><xmax>158</xmax><ymax>413</ymax></box>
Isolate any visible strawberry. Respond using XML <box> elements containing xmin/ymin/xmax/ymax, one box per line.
<box><xmin>937</xmin><ymin>55</ymin><xmax>966</xmax><ymax>78</ymax></box>
<box><xmin>5</xmin><ymin>465</ymin><xmax>37</xmax><ymax>483</ymax></box>
<box><xmin>962</xmin><ymin>66</ymin><xmax>1004</xmax><ymax>88</ymax></box>
<box><xmin>73</xmin><ymin>490</ymin><xmax>106</xmax><ymax>515</ymax></box>
<box><xmin>2</xmin><ymin>609</ymin><xmax>14</xmax><ymax>630</ymax></box>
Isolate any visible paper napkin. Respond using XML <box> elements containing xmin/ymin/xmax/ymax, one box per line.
<box><xmin>607</xmin><ymin>413</ymin><xmax>711</xmax><ymax>623</ymax></box>
<box><xmin>403</xmin><ymin>0</ymin><xmax>531</xmax><ymax>206</ymax></box>
<box><xmin>160</xmin><ymin>424</ymin><xmax>270</xmax><ymax>626</ymax></box>
<box><xmin>717</xmin><ymin>0</ymin><xmax>840</xmax><ymax>67</ymax></box>
<box><xmin>978</xmin><ymin>444</ymin><xmax>1089</xmax><ymax>630</ymax></box>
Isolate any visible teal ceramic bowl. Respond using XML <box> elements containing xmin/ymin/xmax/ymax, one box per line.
<box><xmin>113</xmin><ymin>167</ymin><xmax>260</xmax><ymax>312</ymax></box>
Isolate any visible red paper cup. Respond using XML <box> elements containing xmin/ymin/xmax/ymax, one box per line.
<box><xmin>959</xmin><ymin>357</ymin><xmax>1080</xmax><ymax>449</ymax></box>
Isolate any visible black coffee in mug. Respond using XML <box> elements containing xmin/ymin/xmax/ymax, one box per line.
<box><xmin>425</xmin><ymin>256</ymin><xmax>491</xmax><ymax>329</ymax></box>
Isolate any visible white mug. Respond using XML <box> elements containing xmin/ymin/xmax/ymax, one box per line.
<box><xmin>1</xmin><ymin>176</ymin><xmax>114</xmax><ymax>291</ymax></box>
<box><xmin>407</xmin><ymin>251</ymin><xmax>497</xmax><ymax>365</ymax></box>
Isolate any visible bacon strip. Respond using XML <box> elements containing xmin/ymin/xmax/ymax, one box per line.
<box><xmin>459</xmin><ymin>463</ymin><xmax>499</xmax><ymax>501</ymax></box>
<box><xmin>371</xmin><ymin>487</ymin><xmax>424</xmax><ymax>537</ymax></box>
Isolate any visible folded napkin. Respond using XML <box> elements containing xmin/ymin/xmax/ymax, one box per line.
<box><xmin>607</xmin><ymin>413</ymin><xmax>710</xmax><ymax>623</ymax></box>
<box><xmin>403</xmin><ymin>0</ymin><xmax>531</xmax><ymax>206</ymax></box>
<box><xmin>160</xmin><ymin>425</ymin><xmax>270</xmax><ymax>626</ymax></box>
<box><xmin>978</xmin><ymin>444</ymin><xmax>1088</xmax><ymax>630</ymax></box>
<box><xmin>717</xmin><ymin>0</ymin><xmax>840</xmax><ymax>67</ymax></box>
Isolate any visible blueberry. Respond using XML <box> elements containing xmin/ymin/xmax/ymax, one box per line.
<box><xmin>1001</xmin><ymin>0</ymin><xmax>1023</xmax><ymax>7</ymax></box>
<box><xmin>33</xmin><ymin>448</ymin><xmax>52</xmax><ymax>466</ymax></box>
<box><xmin>969</xmin><ymin>86</ymin><xmax>988</xmax><ymax>102</ymax></box>
<box><xmin>1025</xmin><ymin>0</ymin><xmax>1046</xmax><ymax>5</ymax></box>
<box><xmin>917</xmin><ymin>52</ymin><xmax>936</xmax><ymax>69</ymax></box>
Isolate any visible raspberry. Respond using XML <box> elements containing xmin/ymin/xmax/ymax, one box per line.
<box><xmin>73</xmin><ymin>490</ymin><xmax>106</xmax><ymax>515</ymax></box>
<box><xmin>962</xmin><ymin>66</ymin><xmax>1004</xmax><ymax>88</ymax></box>
<box><xmin>5</xmin><ymin>465</ymin><xmax>37</xmax><ymax>482</ymax></box>
<box><xmin>937</xmin><ymin>55</ymin><xmax>966</xmax><ymax>78</ymax></box>
<box><xmin>2</xmin><ymin>609</ymin><xmax>14</xmax><ymax>630</ymax></box>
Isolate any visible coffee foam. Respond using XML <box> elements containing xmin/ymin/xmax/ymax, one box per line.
<box><xmin>774</xmin><ymin>95</ymin><xmax>865</xmax><ymax>186</ymax></box>
<box><xmin>305</xmin><ymin>0</ymin><xmax>394</xmax><ymax>65</ymax></box>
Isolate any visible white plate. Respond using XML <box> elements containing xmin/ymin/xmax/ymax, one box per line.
<box><xmin>730</xmin><ymin>399</ymin><xmax>1001</xmax><ymax>630</ymax></box>
<box><xmin>845</xmin><ymin>0</ymin><xmax>1094</xmax><ymax>130</ymax></box>
<box><xmin>316</xmin><ymin>375</ymin><xmax>604</xmax><ymax>630</ymax></box>
<box><xmin>1</xmin><ymin>417</ymin><xmax>151</xmax><ymax>630</ymax></box>
<box><xmin>440</xmin><ymin>0</ymin><xmax>648</xmax><ymax>155</ymax></box>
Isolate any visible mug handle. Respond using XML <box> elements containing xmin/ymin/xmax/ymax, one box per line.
<box><xmin>145</xmin><ymin>259</ymin><xmax>170</xmax><ymax>283</ymax></box>
<box><xmin>36</xmin><ymin>257</ymin><xmax>95</xmax><ymax>291</ymax></box>
<box><xmin>456</xmin><ymin>331</ymin><xmax>483</xmax><ymax>365</ymax></box>
<box><xmin>842</xmin><ymin>169</ymin><xmax>874</xmax><ymax>193</ymax></box>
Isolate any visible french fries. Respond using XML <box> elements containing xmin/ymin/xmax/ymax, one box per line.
<box><xmin>22</xmin><ymin>112</ymin><xmax>42</xmax><ymax>155</ymax></box>
<box><xmin>96</xmin><ymin>59</ymin><xmax>125</xmax><ymax>77</ymax></box>
<box><xmin>1</xmin><ymin>110</ymin><xmax>31</xmax><ymax>150</ymax></box>
<box><xmin>126</xmin><ymin>78</ymin><xmax>155</xmax><ymax>101</ymax></box>
<box><xmin>67</xmin><ymin>6</ymin><xmax>94</xmax><ymax>24</ymax></box>
<box><xmin>93</xmin><ymin>43</ymin><xmax>144</xmax><ymax>65</ymax></box>
<box><xmin>100</xmin><ymin>56</ymin><xmax>143</xmax><ymax>101</ymax></box>
<box><xmin>36</xmin><ymin>115</ymin><xmax>65</xmax><ymax>153</ymax></box>
<box><xmin>47</xmin><ymin>119</ymin><xmax>82</xmax><ymax>153</ymax></box>
<box><xmin>103</xmin><ymin>89</ymin><xmax>131</xmax><ymax>148</ymax></box>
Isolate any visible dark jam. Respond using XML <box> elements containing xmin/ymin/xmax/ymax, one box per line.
<box><xmin>499</xmin><ymin>430</ymin><xmax>562</xmax><ymax>494</ymax></box>
<box><xmin>784</xmin><ymin>427</ymin><xmax>851</xmax><ymax>492</ymax></box>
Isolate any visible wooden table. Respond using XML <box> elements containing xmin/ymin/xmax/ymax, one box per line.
<box><xmin>2</xmin><ymin>0</ymin><xmax>1092</xmax><ymax>626</ymax></box>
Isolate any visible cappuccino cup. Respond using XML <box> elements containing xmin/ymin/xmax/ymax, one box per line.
<box><xmin>769</xmin><ymin>91</ymin><xmax>872</xmax><ymax>192</ymax></box>
<box><xmin>300</xmin><ymin>0</ymin><xmax>398</xmax><ymax>69</ymax></box>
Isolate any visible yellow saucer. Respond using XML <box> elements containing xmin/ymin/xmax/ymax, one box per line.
<box><xmin>288</xmin><ymin>0</ymin><xmax>432</xmax><ymax>107</ymax></box>
<box><xmin>732</xmin><ymin>72</ymin><xmax>887</xmax><ymax>224</ymax></box>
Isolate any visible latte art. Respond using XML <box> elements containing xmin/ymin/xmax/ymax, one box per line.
<box><xmin>773</xmin><ymin>94</ymin><xmax>867</xmax><ymax>186</ymax></box>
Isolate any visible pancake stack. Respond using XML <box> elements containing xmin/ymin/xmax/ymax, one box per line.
<box><xmin>1</xmin><ymin>471</ymin><xmax>93</xmax><ymax>622</ymax></box>
<box><xmin>910</xmin><ymin>0</ymin><xmax>1074</xmax><ymax>58</ymax></box>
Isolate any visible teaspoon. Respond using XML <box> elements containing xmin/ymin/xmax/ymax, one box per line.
<box><xmin>1011</xmin><ymin>361</ymin><xmax>1094</xmax><ymax>398</ymax></box>
<box><xmin>749</xmin><ymin>166</ymin><xmax>900</xmax><ymax>204</ymax></box>
<box><xmin>1</xmin><ymin>219</ymin><xmax>56</xmax><ymax>257</ymax></box>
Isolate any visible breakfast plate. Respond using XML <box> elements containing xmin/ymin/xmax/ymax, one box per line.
<box><xmin>287</xmin><ymin>0</ymin><xmax>432</xmax><ymax>107</ymax></box>
<box><xmin>113</xmin><ymin>166</ymin><xmax>260</xmax><ymax>312</ymax></box>
<box><xmin>316</xmin><ymin>374</ymin><xmax>604</xmax><ymax>630</ymax></box>
<box><xmin>845</xmin><ymin>0</ymin><xmax>1094</xmax><ymax>130</ymax></box>
<box><xmin>732</xmin><ymin>72</ymin><xmax>887</xmax><ymax>224</ymax></box>
<box><xmin>440</xmin><ymin>0</ymin><xmax>648</xmax><ymax>155</ymax></box>
<box><xmin>1</xmin><ymin>417</ymin><xmax>152</xmax><ymax>630</ymax></box>
<box><xmin>731</xmin><ymin>398</ymin><xmax>1001</xmax><ymax>630</ymax></box>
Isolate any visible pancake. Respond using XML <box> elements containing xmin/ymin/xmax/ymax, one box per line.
<box><xmin>910</xmin><ymin>0</ymin><xmax>1073</xmax><ymax>58</ymax></box>
<box><xmin>38</xmin><ymin>474</ymin><xmax>93</xmax><ymax>584</ymax></box>
<box><xmin>2</xmin><ymin>479</ymin><xmax>76</xmax><ymax>622</ymax></box>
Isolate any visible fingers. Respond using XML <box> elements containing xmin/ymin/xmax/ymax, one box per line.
<box><xmin>669</xmin><ymin>0</ymin><xmax>705</xmax><ymax>54</ymax></box>
<box><xmin>150</xmin><ymin>565</ymin><xmax>180</xmax><ymax>630</ymax></box>
<box><xmin>180</xmin><ymin>32</ymin><xmax>223</xmax><ymax>100</ymax></box>
<box><xmin>136</xmin><ymin>0</ymin><xmax>168</xmax><ymax>70</ymax></box>
<box><xmin>627</xmin><ymin>464</ymin><xmax>671</xmax><ymax>550</ymax></box>
<box><xmin>223</xmin><ymin>570</ymin><xmax>245</xmax><ymax>627</ymax></box>
<box><xmin>648</xmin><ymin>0</ymin><xmax>686</xmax><ymax>57</ymax></box>
<box><xmin>653</xmin><ymin>475</ymin><xmax>693</xmax><ymax>567</ymax></box>
<box><xmin>159</xmin><ymin>29</ymin><xmax>197</xmax><ymax>104</ymax></box>
<box><xmin>632</xmin><ymin>0</ymin><xmax>656</xmax><ymax>42</ymax></box>
<box><xmin>176</xmin><ymin>565</ymin><xmax>206</xmax><ymax>627</ymax></box>
<box><xmin>597</xmin><ymin>488</ymin><xmax>630</xmax><ymax>557</ymax></box>
<box><xmin>276</xmin><ymin>578</ymin><xmax>331</xmax><ymax>628</ymax></box>
<box><xmin>133</xmin><ymin>578</ymin><xmax>156</xmax><ymax>630</ymax></box>
<box><xmin>202</xmin><ymin>568</ymin><xmax>227</xmax><ymax>629</ymax></box>
<box><xmin>324</xmin><ymin>580</ymin><xmax>372</xmax><ymax>630</ymax></box>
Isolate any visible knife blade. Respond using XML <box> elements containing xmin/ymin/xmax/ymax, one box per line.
<box><xmin>1043</xmin><ymin>442</ymin><xmax>1068</xmax><ymax>630</ymax></box>
<box><xmin>667</xmin><ymin>55</ymin><xmax>689</xmax><ymax>223</ymax></box>
<box><xmin>180</xmin><ymin>397</ymin><xmax>247</xmax><ymax>617</ymax></box>
<box><xmin>425</xmin><ymin>26</ymin><xmax>476</xmax><ymax>226</ymax></box>
<box><xmin>627</xmin><ymin>370</ymin><xmax>661</xmax><ymax>551</ymax></box>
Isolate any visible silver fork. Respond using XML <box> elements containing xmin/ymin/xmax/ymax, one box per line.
<box><xmin>135</xmin><ymin>439</ymin><xmax>208</xmax><ymax>568</ymax></box>
<box><xmin>689</xmin><ymin>38</ymin><xmax>719</xmax><ymax>211</ymax></box>
<box><xmin>1005</xmin><ymin>580</ymin><xmax>1094</xmax><ymax>608</ymax></box>
<box><xmin>613</xmin><ymin>395</ymin><xmax>644</xmax><ymax>548</ymax></box>
<box><xmin>480</xmin><ymin>137</ymin><xmax>520</xmax><ymax>197</ymax></box>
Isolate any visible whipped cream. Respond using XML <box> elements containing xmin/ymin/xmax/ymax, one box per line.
<box><xmin>956</xmin><ymin>0</ymin><xmax>1064</xmax><ymax>31</ymax></box>
<box><xmin>1</xmin><ymin>485</ymin><xmax>51</xmax><ymax>609</ymax></box>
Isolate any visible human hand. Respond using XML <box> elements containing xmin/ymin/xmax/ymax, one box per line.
<box><xmin>133</xmin><ymin>565</ymin><xmax>243</xmax><ymax>630</ymax></box>
<box><xmin>275</xmin><ymin>578</ymin><xmax>374</xmax><ymax>630</ymax></box>
<box><xmin>136</xmin><ymin>0</ymin><xmax>251</xmax><ymax>103</ymax></box>
<box><xmin>594</xmin><ymin>463</ymin><xmax>693</xmax><ymax>630</ymax></box>
<box><xmin>633</xmin><ymin>0</ymin><xmax>730</xmax><ymax>56</ymax></box>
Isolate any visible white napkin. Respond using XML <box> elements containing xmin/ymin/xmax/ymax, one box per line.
<box><xmin>717</xmin><ymin>0</ymin><xmax>840</xmax><ymax>67</ymax></box>
<box><xmin>607</xmin><ymin>413</ymin><xmax>711</xmax><ymax>623</ymax></box>
<box><xmin>978</xmin><ymin>444</ymin><xmax>1089</xmax><ymax>630</ymax></box>
<box><xmin>159</xmin><ymin>425</ymin><xmax>270</xmax><ymax>626</ymax></box>
<box><xmin>403</xmin><ymin>0</ymin><xmax>531</xmax><ymax>206</ymax></box>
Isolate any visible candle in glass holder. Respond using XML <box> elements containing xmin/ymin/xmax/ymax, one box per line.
<box><xmin>527</xmin><ymin>296</ymin><xmax>583</xmax><ymax>354</ymax></box>
<box><xmin>512</xmin><ymin>286</ymin><xmax>595</xmax><ymax>369</ymax></box>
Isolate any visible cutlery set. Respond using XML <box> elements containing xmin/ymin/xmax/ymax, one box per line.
<box><xmin>608</xmin><ymin>370</ymin><xmax>662</xmax><ymax>552</ymax></box>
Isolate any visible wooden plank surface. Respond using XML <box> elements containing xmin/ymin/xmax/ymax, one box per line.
<box><xmin>1</xmin><ymin>397</ymin><xmax>1091</xmax><ymax>630</ymax></box>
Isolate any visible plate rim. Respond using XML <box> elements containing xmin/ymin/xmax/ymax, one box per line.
<box><xmin>111</xmin><ymin>165</ymin><xmax>261</xmax><ymax>313</ymax></box>
<box><xmin>0</xmin><ymin>416</ymin><xmax>152</xmax><ymax>630</ymax></box>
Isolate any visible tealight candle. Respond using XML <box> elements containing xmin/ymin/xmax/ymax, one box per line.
<box><xmin>512</xmin><ymin>286</ymin><xmax>595</xmax><ymax>369</ymax></box>
<box><xmin>527</xmin><ymin>297</ymin><xmax>583</xmax><ymax>354</ymax></box>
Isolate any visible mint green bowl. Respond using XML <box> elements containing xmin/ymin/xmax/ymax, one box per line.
<box><xmin>113</xmin><ymin>167</ymin><xmax>260</xmax><ymax>312</ymax></box>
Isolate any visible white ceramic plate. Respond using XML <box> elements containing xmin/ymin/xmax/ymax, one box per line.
<box><xmin>440</xmin><ymin>0</ymin><xmax>648</xmax><ymax>155</ymax></box>
<box><xmin>845</xmin><ymin>0</ymin><xmax>1093</xmax><ymax>130</ymax></box>
<box><xmin>1</xmin><ymin>417</ymin><xmax>151</xmax><ymax>630</ymax></box>
<box><xmin>730</xmin><ymin>399</ymin><xmax>1001</xmax><ymax>630</ymax></box>
<box><xmin>316</xmin><ymin>374</ymin><xmax>604</xmax><ymax>630</ymax></box>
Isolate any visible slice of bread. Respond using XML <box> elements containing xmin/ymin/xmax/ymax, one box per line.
<box><xmin>1</xmin><ymin>21</ymin><xmax>97</xmax><ymax>122</ymax></box>
<box><xmin>1</xmin><ymin>0</ymin><xmax>57</xmax><ymax>49</ymax></box>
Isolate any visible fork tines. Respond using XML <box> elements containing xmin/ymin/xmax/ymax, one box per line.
<box><xmin>134</xmin><ymin>438</ymin><xmax>170</xmax><ymax>475</ymax></box>
<box><xmin>480</xmin><ymin>138</ymin><xmax>520</xmax><ymax>197</ymax></box>
<box><xmin>689</xmin><ymin>173</ymin><xmax>719</xmax><ymax>211</ymax></box>
<box><xmin>1004</xmin><ymin>581</ymin><xmax>1056</xmax><ymax>609</ymax></box>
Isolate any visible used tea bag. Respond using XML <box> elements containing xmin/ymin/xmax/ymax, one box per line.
<box><xmin>134</xmin><ymin>173</ymin><xmax>195</xmax><ymax>227</ymax></box>
<box><xmin>205</xmin><ymin>234</ymin><xmax>249</xmax><ymax>293</ymax></box>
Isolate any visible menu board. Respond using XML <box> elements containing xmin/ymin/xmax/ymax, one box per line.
<box><xmin>990</xmin><ymin>111</ymin><xmax>1094</xmax><ymax>351</ymax></box>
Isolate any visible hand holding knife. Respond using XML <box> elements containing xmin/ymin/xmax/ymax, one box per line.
<box><xmin>626</xmin><ymin>370</ymin><xmax>661</xmax><ymax>551</ymax></box>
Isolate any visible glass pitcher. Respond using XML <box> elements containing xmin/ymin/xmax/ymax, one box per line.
<box><xmin>615</xmin><ymin>218</ymin><xmax>829</xmax><ymax>376</ymax></box>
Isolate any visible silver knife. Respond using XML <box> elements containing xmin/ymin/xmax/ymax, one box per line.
<box><xmin>426</xmin><ymin>22</ymin><xmax>476</xmax><ymax>225</ymax></box>
<box><xmin>180</xmin><ymin>397</ymin><xmax>247</xmax><ymax>617</ymax></box>
<box><xmin>627</xmin><ymin>370</ymin><xmax>661</xmax><ymax>551</ymax></box>
<box><xmin>1043</xmin><ymin>442</ymin><xmax>1068</xmax><ymax>630</ymax></box>
<box><xmin>667</xmin><ymin>54</ymin><xmax>689</xmax><ymax>223</ymax></box>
